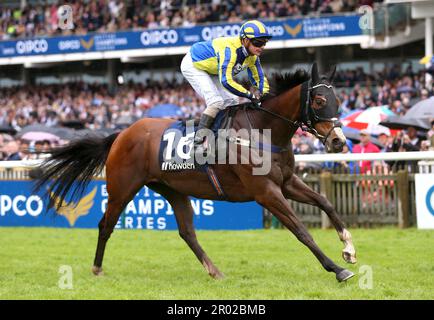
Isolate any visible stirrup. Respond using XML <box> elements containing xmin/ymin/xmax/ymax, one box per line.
<box><xmin>193</xmin><ymin>138</ymin><xmax>209</xmax><ymax>156</ymax></box>
<box><xmin>193</xmin><ymin>136</ymin><xmax>206</xmax><ymax>146</ymax></box>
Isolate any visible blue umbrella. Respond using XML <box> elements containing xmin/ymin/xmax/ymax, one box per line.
<box><xmin>146</xmin><ymin>104</ymin><xmax>184</xmax><ymax>118</ymax></box>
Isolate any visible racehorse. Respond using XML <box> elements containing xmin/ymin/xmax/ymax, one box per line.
<box><xmin>34</xmin><ymin>62</ymin><xmax>357</xmax><ymax>282</ymax></box>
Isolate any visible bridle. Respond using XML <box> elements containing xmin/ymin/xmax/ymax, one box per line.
<box><xmin>250</xmin><ymin>80</ymin><xmax>342</xmax><ymax>145</ymax></box>
<box><xmin>299</xmin><ymin>81</ymin><xmax>342</xmax><ymax>145</ymax></box>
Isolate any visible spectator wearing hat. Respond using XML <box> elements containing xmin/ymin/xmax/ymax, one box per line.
<box><xmin>377</xmin><ymin>132</ymin><xmax>390</xmax><ymax>152</ymax></box>
<box><xmin>352</xmin><ymin>129</ymin><xmax>380</xmax><ymax>173</ymax></box>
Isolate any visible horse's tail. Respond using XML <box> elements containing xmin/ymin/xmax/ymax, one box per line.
<box><xmin>33</xmin><ymin>133</ymin><xmax>120</xmax><ymax>210</ymax></box>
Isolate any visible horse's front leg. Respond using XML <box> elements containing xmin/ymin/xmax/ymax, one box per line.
<box><xmin>282</xmin><ymin>175</ymin><xmax>357</xmax><ymax>264</ymax></box>
<box><xmin>256</xmin><ymin>182</ymin><xmax>354</xmax><ymax>282</ymax></box>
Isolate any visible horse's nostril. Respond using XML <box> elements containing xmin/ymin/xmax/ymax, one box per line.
<box><xmin>332</xmin><ymin>138</ymin><xmax>342</xmax><ymax>146</ymax></box>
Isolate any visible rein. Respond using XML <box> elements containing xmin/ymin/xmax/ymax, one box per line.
<box><xmin>248</xmin><ymin>81</ymin><xmax>342</xmax><ymax>145</ymax></box>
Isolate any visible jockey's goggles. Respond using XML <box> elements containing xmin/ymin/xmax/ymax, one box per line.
<box><xmin>250</xmin><ymin>38</ymin><xmax>268</xmax><ymax>48</ymax></box>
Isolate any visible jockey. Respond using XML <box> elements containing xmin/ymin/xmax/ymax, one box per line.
<box><xmin>180</xmin><ymin>20</ymin><xmax>272</xmax><ymax>148</ymax></box>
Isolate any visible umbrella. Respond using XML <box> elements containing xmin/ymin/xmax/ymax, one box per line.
<box><xmin>60</xmin><ymin>120</ymin><xmax>85</xmax><ymax>130</ymax></box>
<box><xmin>0</xmin><ymin>124</ymin><xmax>17</xmax><ymax>135</ymax></box>
<box><xmin>146</xmin><ymin>103</ymin><xmax>184</xmax><ymax>118</ymax></box>
<box><xmin>50</xmin><ymin>127</ymin><xmax>77</xmax><ymax>140</ymax></box>
<box><xmin>341</xmin><ymin>106</ymin><xmax>396</xmax><ymax>130</ymax></box>
<box><xmin>21</xmin><ymin>131</ymin><xmax>60</xmax><ymax>142</ymax></box>
<box><xmin>115</xmin><ymin>115</ymin><xmax>139</xmax><ymax>125</ymax></box>
<box><xmin>379</xmin><ymin>116</ymin><xmax>431</xmax><ymax>132</ymax></box>
<box><xmin>361</xmin><ymin>123</ymin><xmax>397</xmax><ymax>136</ymax></box>
<box><xmin>18</xmin><ymin>124</ymin><xmax>54</xmax><ymax>135</ymax></box>
<box><xmin>72</xmin><ymin>128</ymin><xmax>117</xmax><ymax>140</ymax></box>
<box><xmin>342</xmin><ymin>127</ymin><xmax>384</xmax><ymax>148</ymax></box>
<box><xmin>96</xmin><ymin>127</ymin><xmax>117</xmax><ymax>136</ymax></box>
<box><xmin>404</xmin><ymin>97</ymin><xmax>434</xmax><ymax>119</ymax></box>
<box><xmin>17</xmin><ymin>125</ymin><xmax>78</xmax><ymax>141</ymax></box>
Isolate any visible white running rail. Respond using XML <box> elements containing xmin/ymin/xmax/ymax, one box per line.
<box><xmin>0</xmin><ymin>151</ymin><xmax>434</xmax><ymax>175</ymax></box>
<box><xmin>294</xmin><ymin>151</ymin><xmax>434</xmax><ymax>162</ymax></box>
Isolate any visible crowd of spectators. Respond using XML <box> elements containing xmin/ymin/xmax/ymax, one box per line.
<box><xmin>0</xmin><ymin>63</ymin><xmax>432</xmax><ymax>162</ymax></box>
<box><xmin>282</xmin><ymin>63</ymin><xmax>433</xmax><ymax>173</ymax></box>
<box><xmin>0</xmin><ymin>63</ymin><xmax>428</xmax><ymax>126</ymax></box>
<box><xmin>0</xmin><ymin>0</ymin><xmax>373</xmax><ymax>40</ymax></box>
<box><xmin>0</xmin><ymin>79</ymin><xmax>204</xmax><ymax>131</ymax></box>
<box><xmin>334</xmin><ymin>64</ymin><xmax>427</xmax><ymax>116</ymax></box>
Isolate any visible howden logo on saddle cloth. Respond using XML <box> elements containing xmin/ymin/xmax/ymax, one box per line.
<box><xmin>159</xmin><ymin>108</ymin><xmax>230</xmax><ymax>172</ymax></box>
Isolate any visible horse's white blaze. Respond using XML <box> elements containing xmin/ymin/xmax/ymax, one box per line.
<box><xmin>333</xmin><ymin>127</ymin><xmax>346</xmax><ymax>144</ymax></box>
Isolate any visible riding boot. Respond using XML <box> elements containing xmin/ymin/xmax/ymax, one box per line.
<box><xmin>194</xmin><ymin>114</ymin><xmax>215</xmax><ymax>153</ymax></box>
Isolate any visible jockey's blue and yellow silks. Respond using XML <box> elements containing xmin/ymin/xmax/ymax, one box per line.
<box><xmin>190</xmin><ymin>36</ymin><xmax>269</xmax><ymax>98</ymax></box>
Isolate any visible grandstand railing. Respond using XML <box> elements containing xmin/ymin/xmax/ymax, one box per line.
<box><xmin>2</xmin><ymin>151</ymin><xmax>434</xmax><ymax>229</ymax></box>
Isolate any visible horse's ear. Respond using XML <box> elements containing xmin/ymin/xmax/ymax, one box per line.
<box><xmin>327</xmin><ymin>65</ymin><xmax>337</xmax><ymax>82</ymax></box>
<box><xmin>311</xmin><ymin>62</ymin><xmax>319</xmax><ymax>84</ymax></box>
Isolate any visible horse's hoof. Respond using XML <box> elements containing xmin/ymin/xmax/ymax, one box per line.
<box><xmin>336</xmin><ymin>269</ymin><xmax>355</xmax><ymax>282</ymax></box>
<box><xmin>92</xmin><ymin>266</ymin><xmax>104</xmax><ymax>276</ymax></box>
<box><xmin>210</xmin><ymin>271</ymin><xmax>225</xmax><ymax>280</ymax></box>
<box><xmin>342</xmin><ymin>250</ymin><xmax>357</xmax><ymax>264</ymax></box>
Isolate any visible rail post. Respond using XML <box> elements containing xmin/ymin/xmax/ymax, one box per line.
<box><xmin>397</xmin><ymin>169</ymin><xmax>410</xmax><ymax>228</ymax></box>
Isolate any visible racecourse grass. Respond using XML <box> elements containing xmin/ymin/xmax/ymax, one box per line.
<box><xmin>0</xmin><ymin>227</ymin><xmax>433</xmax><ymax>300</ymax></box>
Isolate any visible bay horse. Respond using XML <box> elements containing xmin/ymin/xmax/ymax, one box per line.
<box><xmin>35</xmin><ymin>62</ymin><xmax>357</xmax><ymax>282</ymax></box>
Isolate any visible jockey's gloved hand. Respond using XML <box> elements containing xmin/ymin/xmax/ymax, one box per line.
<box><xmin>249</xmin><ymin>94</ymin><xmax>261</xmax><ymax>108</ymax></box>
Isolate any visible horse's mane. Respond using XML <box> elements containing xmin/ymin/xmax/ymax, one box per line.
<box><xmin>262</xmin><ymin>69</ymin><xmax>310</xmax><ymax>101</ymax></box>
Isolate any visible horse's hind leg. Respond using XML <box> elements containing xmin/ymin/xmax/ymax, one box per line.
<box><xmin>283</xmin><ymin>175</ymin><xmax>356</xmax><ymax>264</ymax></box>
<box><xmin>92</xmin><ymin>199</ymin><xmax>123</xmax><ymax>276</ymax></box>
<box><xmin>148</xmin><ymin>183</ymin><xmax>224</xmax><ymax>279</ymax></box>
<box><xmin>92</xmin><ymin>171</ymin><xmax>147</xmax><ymax>276</ymax></box>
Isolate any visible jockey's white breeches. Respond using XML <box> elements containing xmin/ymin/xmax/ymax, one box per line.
<box><xmin>181</xmin><ymin>51</ymin><xmax>240</xmax><ymax>117</ymax></box>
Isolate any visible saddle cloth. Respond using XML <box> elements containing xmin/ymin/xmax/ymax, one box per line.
<box><xmin>158</xmin><ymin>109</ymin><xmax>232</xmax><ymax>199</ymax></box>
<box><xmin>158</xmin><ymin>109</ymin><xmax>230</xmax><ymax>172</ymax></box>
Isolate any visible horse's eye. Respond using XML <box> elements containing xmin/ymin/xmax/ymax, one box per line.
<box><xmin>315</xmin><ymin>98</ymin><xmax>324</xmax><ymax>105</ymax></box>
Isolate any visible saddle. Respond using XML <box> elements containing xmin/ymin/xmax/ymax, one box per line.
<box><xmin>158</xmin><ymin>102</ymin><xmax>289</xmax><ymax>199</ymax></box>
<box><xmin>158</xmin><ymin>104</ymin><xmax>249</xmax><ymax>199</ymax></box>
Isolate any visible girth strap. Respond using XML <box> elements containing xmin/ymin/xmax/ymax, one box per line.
<box><xmin>205</xmin><ymin>166</ymin><xmax>227</xmax><ymax>200</ymax></box>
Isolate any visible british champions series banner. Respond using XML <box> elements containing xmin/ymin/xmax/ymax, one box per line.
<box><xmin>0</xmin><ymin>180</ymin><xmax>262</xmax><ymax>230</ymax></box>
<box><xmin>0</xmin><ymin>15</ymin><xmax>362</xmax><ymax>58</ymax></box>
